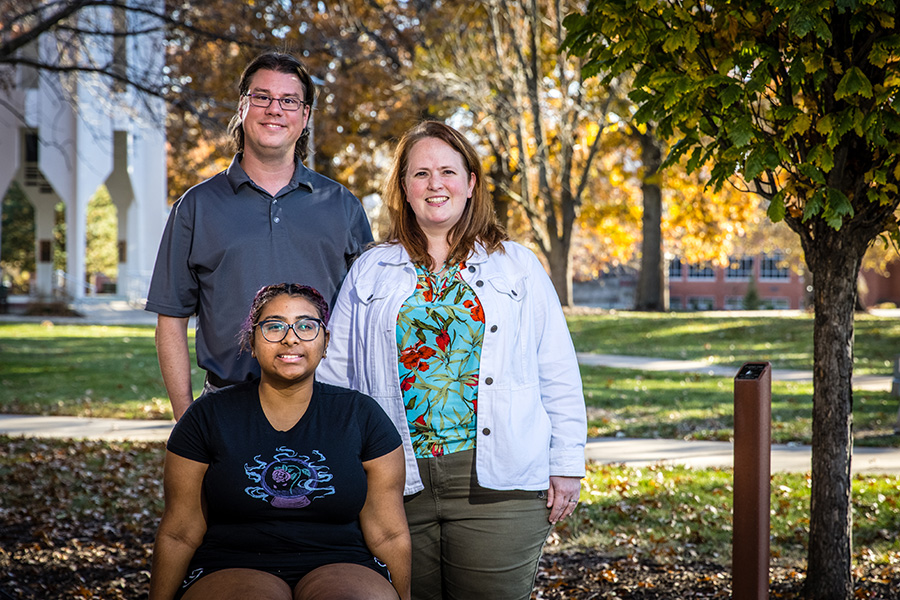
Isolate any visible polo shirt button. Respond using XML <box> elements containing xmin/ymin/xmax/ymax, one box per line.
<box><xmin>476</xmin><ymin>280</ymin><xmax>484</xmax><ymax>287</ymax></box>
<box><xmin>512</xmin><ymin>289</ymin><xmax>517</xmax><ymax>296</ymax></box>
<box><xmin>490</xmin><ymin>325</ymin><xmax>498</xmax><ymax>333</ymax></box>
<box><xmin>482</xmin><ymin>428</ymin><xmax>491</xmax><ymax>436</ymax></box>
<box><xmin>485</xmin><ymin>377</ymin><xmax>493</xmax><ymax>385</ymax></box>
<box><xmin>273</xmin><ymin>217</ymin><xmax>280</xmax><ymax>223</ymax></box>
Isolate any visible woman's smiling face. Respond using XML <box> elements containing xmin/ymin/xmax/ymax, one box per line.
<box><xmin>252</xmin><ymin>293</ymin><xmax>328</xmax><ymax>385</ymax></box>
<box><xmin>403</xmin><ymin>136</ymin><xmax>476</xmax><ymax>240</ymax></box>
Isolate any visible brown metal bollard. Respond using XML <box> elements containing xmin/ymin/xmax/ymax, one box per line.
<box><xmin>733</xmin><ymin>362</ymin><xmax>772</xmax><ymax>600</ymax></box>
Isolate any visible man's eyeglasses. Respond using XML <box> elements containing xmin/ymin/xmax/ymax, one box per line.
<box><xmin>244</xmin><ymin>93</ymin><xmax>306</xmax><ymax>112</ymax></box>
<box><xmin>256</xmin><ymin>318</ymin><xmax>323</xmax><ymax>342</ymax></box>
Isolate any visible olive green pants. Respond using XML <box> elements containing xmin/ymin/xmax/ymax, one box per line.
<box><xmin>403</xmin><ymin>449</ymin><xmax>553</xmax><ymax>600</ymax></box>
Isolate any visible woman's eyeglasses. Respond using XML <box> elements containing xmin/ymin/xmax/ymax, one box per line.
<box><xmin>256</xmin><ymin>318</ymin><xmax>323</xmax><ymax>342</ymax></box>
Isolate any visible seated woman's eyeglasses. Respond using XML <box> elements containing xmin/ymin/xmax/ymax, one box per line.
<box><xmin>244</xmin><ymin>93</ymin><xmax>305</xmax><ymax>111</ymax></box>
<box><xmin>257</xmin><ymin>318</ymin><xmax>323</xmax><ymax>342</ymax></box>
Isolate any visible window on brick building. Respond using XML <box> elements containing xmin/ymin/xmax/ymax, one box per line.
<box><xmin>726</xmin><ymin>256</ymin><xmax>754</xmax><ymax>280</ymax></box>
<box><xmin>687</xmin><ymin>264</ymin><xmax>715</xmax><ymax>280</ymax></box>
<box><xmin>688</xmin><ymin>296</ymin><xmax>715</xmax><ymax>310</ymax></box>
<box><xmin>760</xmin><ymin>252</ymin><xmax>790</xmax><ymax>280</ymax></box>
<box><xmin>668</xmin><ymin>258</ymin><xmax>683</xmax><ymax>279</ymax></box>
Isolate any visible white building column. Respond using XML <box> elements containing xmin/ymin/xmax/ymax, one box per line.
<box><xmin>0</xmin><ymin>86</ymin><xmax>22</xmax><ymax>278</ymax></box>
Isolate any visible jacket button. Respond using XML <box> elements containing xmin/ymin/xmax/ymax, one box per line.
<box><xmin>482</xmin><ymin>428</ymin><xmax>491</xmax><ymax>435</ymax></box>
<box><xmin>476</xmin><ymin>280</ymin><xmax>484</xmax><ymax>287</ymax></box>
<box><xmin>468</xmin><ymin>265</ymin><xmax>476</xmax><ymax>273</ymax></box>
<box><xmin>485</xmin><ymin>377</ymin><xmax>493</xmax><ymax>385</ymax></box>
<box><xmin>511</xmin><ymin>289</ymin><xmax>517</xmax><ymax>296</ymax></box>
<box><xmin>490</xmin><ymin>325</ymin><xmax>498</xmax><ymax>333</ymax></box>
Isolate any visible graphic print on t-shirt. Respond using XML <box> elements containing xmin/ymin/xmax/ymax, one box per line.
<box><xmin>244</xmin><ymin>446</ymin><xmax>335</xmax><ymax>508</ymax></box>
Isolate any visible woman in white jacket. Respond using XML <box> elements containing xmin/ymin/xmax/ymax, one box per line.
<box><xmin>317</xmin><ymin>121</ymin><xmax>586</xmax><ymax>600</ymax></box>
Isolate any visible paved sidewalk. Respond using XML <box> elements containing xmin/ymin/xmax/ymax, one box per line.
<box><xmin>576</xmin><ymin>353</ymin><xmax>894</xmax><ymax>392</ymax></box>
<box><xmin>2</xmin><ymin>413</ymin><xmax>899</xmax><ymax>474</ymax></box>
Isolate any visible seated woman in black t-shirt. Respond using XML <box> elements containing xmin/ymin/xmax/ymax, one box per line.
<box><xmin>149</xmin><ymin>283</ymin><xmax>410</xmax><ymax>600</ymax></box>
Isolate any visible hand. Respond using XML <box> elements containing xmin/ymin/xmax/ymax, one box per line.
<box><xmin>546</xmin><ymin>475</ymin><xmax>582</xmax><ymax>524</ymax></box>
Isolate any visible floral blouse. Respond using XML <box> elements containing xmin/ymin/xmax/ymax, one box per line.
<box><xmin>396</xmin><ymin>262</ymin><xmax>485</xmax><ymax>458</ymax></box>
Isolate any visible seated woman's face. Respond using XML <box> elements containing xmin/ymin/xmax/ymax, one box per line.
<box><xmin>252</xmin><ymin>293</ymin><xmax>329</xmax><ymax>385</ymax></box>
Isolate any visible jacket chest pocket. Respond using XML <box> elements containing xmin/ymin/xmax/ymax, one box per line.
<box><xmin>485</xmin><ymin>275</ymin><xmax>536</xmax><ymax>382</ymax></box>
<box><xmin>355</xmin><ymin>277</ymin><xmax>403</xmax><ymax>327</ymax></box>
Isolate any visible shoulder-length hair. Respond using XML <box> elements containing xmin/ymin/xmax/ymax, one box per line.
<box><xmin>382</xmin><ymin>121</ymin><xmax>507</xmax><ymax>268</ymax></box>
<box><xmin>227</xmin><ymin>52</ymin><xmax>316</xmax><ymax>163</ymax></box>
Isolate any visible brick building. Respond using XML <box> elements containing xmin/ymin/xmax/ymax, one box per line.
<box><xmin>668</xmin><ymin>253</ymin><xmax>809</xmax><ymax>310</ymax></box>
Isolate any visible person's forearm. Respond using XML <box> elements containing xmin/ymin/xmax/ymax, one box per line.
<box><xmin>148</xmin><ymin>532</ymin><xmax>199</xmax><ymax>600</ymax></box>
<box><xmin>367</xmin><ymin>532</ymin><xmax>411</xmax><ymax>600</ymax></box>
<box><xmin>155</xmin><ymin>316</ymin><xmax>193</xmax><ymax>420</ymax></box>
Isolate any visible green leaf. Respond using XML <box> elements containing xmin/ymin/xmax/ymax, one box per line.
<box><xmin>815</xmin><ymin>114</ymin><xmax>834</xmax><ymax>135</ymax></box>
<box><xmin>683</xmin><ymin>25</ymin><xmax>700</xmax><ymax>53</ymax></box>
<box><xmin>823</xmin><ymin>188</ymin><xmax>854</xmax><ymax>229</ymax></box>
<box><xmin>662</xmin><ymin>28</ymin><xmax>686</xmax><ymax>53</ymax></box>
<box><xmin>728</xmin><ymin>117</ymin><xmax>754</xmax><ymax>147</ymax></box>
<box><xmin>865</xmin><ymin>113</ymin><xmax>889</xmax><ymax>147</ymax></box>
<box><xmin>835</xmin><ymin>66</ymin><xmax>874</xmax><ymax>99</ymax></box>
<box><xmin>803</xmin><ymin>189</ymin><xmax>826</xmax><ymax>222</ymax></box>
<box><xmin>832</xmin><ymin>109</ymin><xmax>857</xmax><ymax>139</ymax></box>
<box><xmin>788</xmin><ymin>6</ymin><xmax>821</xmax><ymax>38</ymax></box>
<box><xmin>798</xmin><ymin>163</ymin><xmax>827</xmax><ymax>185</ymax></box>
<box><xmin>686</xmin><ymin>145</ymin><xmax>705</xmax><ymax>174</ymax></box>
<box><xmin>773</xmin><ymin>105</ymin><xmax>803</xmax><ymax>121</ymax></box>
<box><xmin>767</xmin><ymin>193</ymin><xmax>786</xmax><ymax>222</ymax></box>
<box><xmin>807</xmin><ymin>144</ymin><xmax>835</xmax><ymax>172</ymax></box>
<box><xmin>744</xmin><ymin>147</ymin><xmax>769</xmax><ymax>181</ymax></box>
<box><xmin>785</xmin><ymin>113</ymin><xmax>812</xmax><ymax>137</ymax></box>
<box><xmin>719</xmin><ymin>84</ymin><xmax>742</xmax><ymax>108</ymax></box>
<box><xmin>717</xmin><ymin>57</ymin><xmax>735</xmax><ymax>75</ymax></box>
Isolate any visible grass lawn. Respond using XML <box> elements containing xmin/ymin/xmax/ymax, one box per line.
<box><xmin>568</xmin><ymin>461</ymin><xmax>900</xmax><ymax>566</ymax></box>
<box><xmin>1</xmin><ymin>314</ymin><xmax>899</xmax><ymax>447</ymax></box>
<box><xmin>0</xmin><ymin>323</ymin><xmax>203</xmax><ymax>420</ymax></box>
<box><xmin>566</xmin><ymin>311</ymin><xmax>900</xmax><ymax>376</ymax></box>
<box><xmin>582</xmin><ymin>366</ymin><xmax>900</xmax><ymax>447</ymax></box>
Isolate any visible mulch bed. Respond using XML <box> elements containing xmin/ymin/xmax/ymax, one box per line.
<box><xmin>5</xmin><ymin>538</ymin><xmax>900</xmax><ymax>599</ymax></box>
<box><xmin>2</xmin><ymin>436</ymin><xmax>899</xmax><ymax>599</ymax></box>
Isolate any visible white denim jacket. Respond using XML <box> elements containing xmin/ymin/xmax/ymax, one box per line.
<box><xmin>317</xmin><ymin>241</ymin><xmax>587</xmax><ymax>496</ymax></box>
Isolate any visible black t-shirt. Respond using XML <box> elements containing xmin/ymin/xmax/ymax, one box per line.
<box><xmin>167</xmin><ymin>380</ymin><xmax>401</xmax><ymax>570</ymax></box>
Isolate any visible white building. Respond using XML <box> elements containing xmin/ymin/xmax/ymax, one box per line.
<box><xmin>0</xmin><ymin>1</ymin><xmax>167</xmax><ymax>304</ymax></box>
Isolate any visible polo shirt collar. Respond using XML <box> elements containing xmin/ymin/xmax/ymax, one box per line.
<box><xmin>225</xmin><ymin>153</ymin><xmax>315</xmax><ymax>195</ymax></box>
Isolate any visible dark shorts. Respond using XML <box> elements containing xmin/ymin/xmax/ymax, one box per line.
<box><xmin>173</xmin><ymin>556</ymin><xmax>391</xmax><ymax>600</ymax></box>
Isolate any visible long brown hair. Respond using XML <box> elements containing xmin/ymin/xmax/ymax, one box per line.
<box><xmin>383</xmin><ymin>121</ymin><xmax>507</xmax><ymax>268</ymax></box>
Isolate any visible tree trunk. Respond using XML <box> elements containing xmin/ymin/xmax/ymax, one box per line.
<box><xmin>547</xmin><ymin>240</ymin><xmax>573</xmax><ymax>307</ymax></box>
<box><xmin>489</xmin><ymin>161</ymin><xmax>513</xmax><ymax>232</ymax></box>
<box><xmin>802</xmin><ymin>228</ymin><xmax>863</xmax><ymax>600</ymax></box>
<box><xmin>635</xmin><ymin>130</ymin><xmax>665</xmax><ymax>311</ymax></box>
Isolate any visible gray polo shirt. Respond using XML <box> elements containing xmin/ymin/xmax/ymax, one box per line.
<box><xmin>146</xmin><ymin>154</ymin><xmax>373</xmax><ymax>385</ymax></box>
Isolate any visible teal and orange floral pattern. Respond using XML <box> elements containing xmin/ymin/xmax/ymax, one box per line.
<box><xmin>397</xmin><ymin>262</ymin><xmax>484</xmax><ymax>458</ymax></box>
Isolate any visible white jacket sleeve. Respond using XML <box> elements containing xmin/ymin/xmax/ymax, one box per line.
<box><xmin>317</xmin><ymin>260</ymin><xmax>358</xmax><ymax>390</ymax></box>
<box><xmin>527</xmin><ymin>251</ymin><xmax>588</xmax><ymax>477</ymax></box>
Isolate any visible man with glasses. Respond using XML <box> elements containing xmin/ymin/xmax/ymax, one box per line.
<box><xmin>146</xmin><ymin>52</ymin><xmax>373</xmax><ymax>421</ymax></box>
